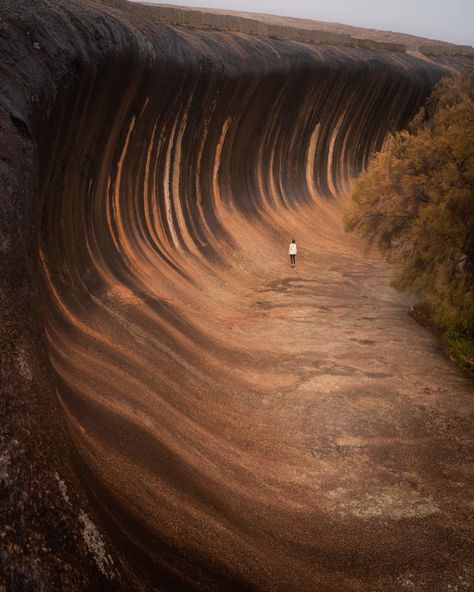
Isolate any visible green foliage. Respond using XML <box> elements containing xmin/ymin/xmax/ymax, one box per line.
<box><xmin>444</xmin><ymin>329</ymin><xmax>474</xmax><ymax>371</ymax></box>
<box><xmin>345</xmin><ymin>74</ymin><xmax>474</xmax><ymax>336</ymax></box>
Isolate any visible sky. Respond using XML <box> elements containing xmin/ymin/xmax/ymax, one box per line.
<box><xmin>134</xmin><ymin>0</ymin><xmax>474</xmax><ymax>46</ymax></box>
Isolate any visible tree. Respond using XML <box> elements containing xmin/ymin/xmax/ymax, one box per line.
<box><xmin>345</xmin><ymin>74</ymin><xmax>474</xmax><ymax>339</ymax></box>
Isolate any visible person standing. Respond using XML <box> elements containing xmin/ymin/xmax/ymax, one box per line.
<box><xmin>288</xmin><ymin>239</ymin><xmax>297</xmax><ymax>268</ymax></box>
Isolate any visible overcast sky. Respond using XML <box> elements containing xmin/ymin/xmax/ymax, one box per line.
<box><xmin>135</xmin><ymin>0</ymin><xmax>474</xmax><ymax>46</ymax></box>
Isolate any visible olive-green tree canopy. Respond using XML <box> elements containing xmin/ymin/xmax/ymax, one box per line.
<box><xmin>345</xmin><ymin>74</ymin><xmax>474</xmax><ymax>333</ymax></box>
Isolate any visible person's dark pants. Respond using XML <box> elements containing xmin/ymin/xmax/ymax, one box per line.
<box><xmin>290</xmin><ymin>254</ymin><xmax>296</xmax><ymax>266</ymax></box>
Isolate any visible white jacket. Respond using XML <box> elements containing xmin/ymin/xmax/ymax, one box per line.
<box><xmin>288</xmin><ymin>242</ymin><xmax>297</xmax><ymax>255</ymax></box>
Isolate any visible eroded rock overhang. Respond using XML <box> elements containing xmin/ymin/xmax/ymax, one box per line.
<box><xmin>1</xmin><ymin>0</ymin><xmax>474</xmax><ymax>590</ymax></box>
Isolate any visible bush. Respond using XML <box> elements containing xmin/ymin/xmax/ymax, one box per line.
<box><xmin>345</xmin><ymin>74</ymin><xmax>474</xmax><ymax>340</ymax></box>
<box><xmin>444</xmin><ymin>329</ymin><xmax>474</xmax><ymax>371</ymax></box>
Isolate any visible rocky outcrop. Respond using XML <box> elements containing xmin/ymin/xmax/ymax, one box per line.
<box><xmin>1</xmin><ymin>1</ymin><xmax>473</xmax><ymax>590</ymax></box>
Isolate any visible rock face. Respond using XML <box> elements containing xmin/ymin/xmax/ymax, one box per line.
<box><xmin>1</xmin><ymin>1</ymin><xmax>473</xmax><ymax>591</ymax></box>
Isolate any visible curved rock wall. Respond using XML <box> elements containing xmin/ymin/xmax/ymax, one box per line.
<box><xmin>1</xmin><ymin>0</ymin><xmax>471</xmax><ymax>590</ymax></box>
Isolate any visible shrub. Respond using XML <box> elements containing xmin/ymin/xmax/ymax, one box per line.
<box><xmin>345</xmin><ymin>74</ymin><xmax>474</xmax><ymax>338</ymax></box>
